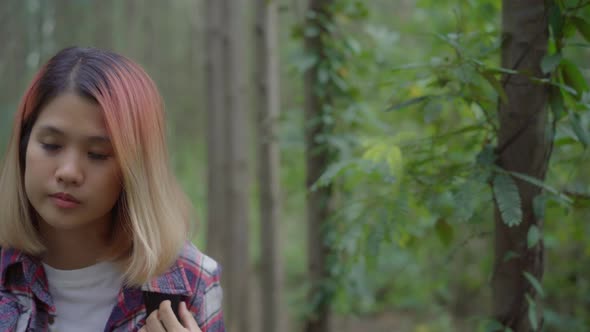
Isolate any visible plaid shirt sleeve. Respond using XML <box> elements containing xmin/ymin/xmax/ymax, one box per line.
<box><xmin>182</xmin><ymin>246</ymin><xmax>225</xmax><ymax>332</ymax></box>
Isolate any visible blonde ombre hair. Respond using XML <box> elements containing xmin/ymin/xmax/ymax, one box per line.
<box><xmin>0</xmin><ymin>47</ymin><xmax>193</xmax><ymax>286</ymax></box>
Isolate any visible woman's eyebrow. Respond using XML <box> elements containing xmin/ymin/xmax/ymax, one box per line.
<box><xmin>38</xmin><ymin>125</ymin><xmax>64</xmax><ymax>136</ymax></box>
<box><xmin>38</xmin><ymin>125</ymin><xmax>111</xmax><ymax>144</ymax></box>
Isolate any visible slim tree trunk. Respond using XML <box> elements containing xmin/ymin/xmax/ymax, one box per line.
<box><xmin>205</xmin><ymin>1</ymin><xmax>250</xmax><ymax>331</ymax></box>
<box><xmin>492</xmin><ymin>2</ymin><xmax>549</xmax><ymax>331</ymax></box>
<box><xmin>255</xmin><ymin>1</ymin><xmax>285</xmax><ymax>332</ymax></box>
<box><xmin>304</xmin><ymin>0</ymin><xmax>334</xmax><ymax>331</ymax></box>
<box><xmin>205</xmin><ymin>0</ymin><xmax>227</xmax><ymax>276</ymax></box>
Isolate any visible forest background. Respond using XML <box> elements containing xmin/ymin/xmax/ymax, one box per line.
<box><xmin>0</xmin><ymin>1</ymin><xmax>589</xmax><ymax>331</ymax></box>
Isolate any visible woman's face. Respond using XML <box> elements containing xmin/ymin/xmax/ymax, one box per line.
<box><xmin>24</xmin><ymin>92</ymin><xmax>122</xmax><ymax>234</ymax></box>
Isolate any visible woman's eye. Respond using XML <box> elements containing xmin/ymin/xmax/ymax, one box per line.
<box><xmin>88</xmin><ymin>152</ymin><xmax>109</xmax><ymax>161</ymax></box>
<box><xmin>41</xmin><ymin>143</ymin><xmax>60</xmax><ymax>151</ymax></box>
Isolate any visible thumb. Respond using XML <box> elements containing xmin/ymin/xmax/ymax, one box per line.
<box><xmin>180</xmin><ymin>301</ymin><xmax>202</xmax><ymax>332</ymax></box>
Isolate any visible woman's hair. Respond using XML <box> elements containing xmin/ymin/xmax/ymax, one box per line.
<box><xmin>0</xmin><ymin>47</ymin><xmax>192</xmax><ymax>286</ymax></box>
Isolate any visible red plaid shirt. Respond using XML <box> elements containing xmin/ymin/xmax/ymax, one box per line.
<box><xmin>0</xmin><ymin>242</ymin><xmax>225</xmax><ymax>331</ymax></box>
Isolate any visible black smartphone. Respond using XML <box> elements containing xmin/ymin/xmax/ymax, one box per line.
<box><xmin>142</xmin><ymin>291</ymin><xmax>185</xmax><ymax>323</ymax></box>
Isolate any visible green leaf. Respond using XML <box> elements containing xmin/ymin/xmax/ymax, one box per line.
<box><xmin>571</xmin><ymin>16</ymin><xmax>590</xmax><ymax>42</ymax></box>
<box><xmin>471</xmin><ymin>60</ymin><xmax>519</xmax><ymax>75</ymax></box>
<box><xmin>560</xmin><ymin>59</ymin><xmax>590</xmax><ymax>99</ymax></box>
<box><xmin>435</xmin><ymin>218</ymin><xmax>454</xmax><ymax>247</ymax></box>
<box><xmin>541</xmin><ymin>54</ymin><xmax>562</xmax><ymax>74</ymax></box>
<box><xmin>533</xmin><ymin>194</ymin><xmax>546</xmax><ymax>220</ymax></box>
<box><xmin>530</xmin><ymin>77</ymin><xmax>577</xmax><ymax>95</ymax></box>
<box><xmin>526</xmin><ymin>293</ymin><xmax>539</xmax><ymax>331</ymax></box>
<box><xmin>453</xmin><ymin>180</ymin><xmax>484</xmax><ymax>222</ymax></box>
<box><xmin>548</xmin><ymin>2</ymin><xmax>564</xmax><ymax>40</ymax></box>
<box><xmin>481</xmin><ymin>70</ymin><xmax>508</xmax><ymax>103</ymax></box>
<box><xmin>563</xmin><ymin>20</ymin><xmax>578</xmax><ymax>39</ymax></box>
<box><xmin>476</xmin><ymin>145</ymin><xmax>496</xmax><ymax>167</ymax></box>
<box><xmin>493</xmin><ymin>174</ymin><xmax>522</xmax><ymax>227</ymax></box>
<box><xmin>390</xmin><ymin>62</ymin><xmax>431</xmax><ymax>72</ymax></box>
<box><xmin>527</xmin><ymin>225</ymin><xmax>541</xmax><ymax>248</ymax></box>
<box><xmin>524</xmin><ymin>272</ymin><xmax>545</xmax><ymax>298</ymax></box>
<box><xmin>503</xmin><ymin>170</ymin><xmax>572</xmax><ymax>204</ymax></box>
<box><xmin>385</xmin><ymin>95</ymin><xmax>431</xmax><ymax>112</ymax></box>
<box><xmin>548</xmin><ymin>35</ymin><xmax>557</xmax><ymax>55</ymax></box>
<box><xmin>313</xmin><ymin>160</ymin><xmax>356</xmax><ymax>190</ymax></box>
<box><xmin>483</xmin><ymin>319</ymin><xmax>505</xmax><ymax>332</ymax></box>
<box><xmin>549</xmin><ymin>86</ymin><xmax>565</xmax><ymax>120</ymax></box>
<box><xmin>568</xmin><ymin>42</ymin><xmax>590</xmax><ymax>48</ymax></box>
<box><xmin>569</xmin><ymin>110</ymin><xmax>590</xmax><ymax>147</ymax></box>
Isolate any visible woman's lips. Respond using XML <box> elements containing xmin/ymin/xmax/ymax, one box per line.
<box><xmin>50</xmin><ymin>193</ymin><xmax>81</xmax><ymax>209</ymax></box>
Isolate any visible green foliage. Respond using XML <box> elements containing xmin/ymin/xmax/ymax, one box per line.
<box><xmin>525</xmin><ymin>293</ymin><xmax>539</xmax><ymax>330</ymax></box>
<box><xmin>492</xmin><ymin>174</ymin><xmax>522</xmax><ymax>227</ymax></box>
<box><xmin>303</xmin><ymin>0</ymin><xmax>590</xmax><ymax>329</ymax></box>
<box><xmin>561</xmin><ymin>58</ymin><xmax>590</xmax><ymax>99</ymax></box>
<box><xmin>523</xmin><ymin>272</ymin><xmax>545</xmax><ymax>298</ymax></box>
<box><xmin>526</xmin><ymin>225</ymin><xmax>541</xmax><ymax>249</ymax></box>
<box><xmin>571</xmin><ymin>15</ymin><xmax>590</xmax><ymax>42</ymax></box>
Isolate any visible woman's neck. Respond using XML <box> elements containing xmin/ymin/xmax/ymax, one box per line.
<box><xmin>39</xmin><ymin>219</ymin><xmax>112</xmax><ymax>270</ymax></box>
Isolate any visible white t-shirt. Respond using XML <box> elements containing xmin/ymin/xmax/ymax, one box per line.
<box><xmin>42</xmin><ymin>261</ymin><xmax>124</xmax><ymax>332</ymax></box>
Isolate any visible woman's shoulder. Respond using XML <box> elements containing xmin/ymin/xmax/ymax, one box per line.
<box><xmin>176</xmin><ymin>242</ymin><xmax>222</xmax><ymax>288</ymax></box>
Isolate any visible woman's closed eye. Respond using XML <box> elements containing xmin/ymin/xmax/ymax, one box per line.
<box><xmin>40</xmin><ymin>142</ymin><xmax>109</xmax><ymax>161</ymax></box>
<box><xmin>88</xmin><ymin>152</ymin><xmax>110</xmax><ymax>161</ymax></box>
<box><xmin>40</xmin><ymin>143</ymin><xmax>61</xmax><ymax>151</ymax></box>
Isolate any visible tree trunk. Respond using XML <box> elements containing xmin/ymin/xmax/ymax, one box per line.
<box><xmin>492</xmin><ymin>1</ymin><xmax>549</xmax><ymax>331</ymax></box>
<box><xmin>255</xmin><ymin>1</ymin><xmax>285</xmax><ymax>332</ymax></box>
<box><xmin>205</xmin><ymin>1</ymin><xmax>250</xmax><ymax>331</ymax></box>
<box><xmin>304</xmin><ymin>1</ymin><xmax>334</xmax><ymax>331</ymax></box>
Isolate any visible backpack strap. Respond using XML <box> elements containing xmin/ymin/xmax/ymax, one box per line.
<box><xmin>142</xmin><ymin>291</ymin><xmax>186</xmax><ymax>321</ymax></box>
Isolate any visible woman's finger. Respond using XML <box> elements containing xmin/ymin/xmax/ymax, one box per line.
<box><xmin>145</xmin><ymin>309</ymin><xmax>167</xmax><ymax>332</ymax></box>
<box><xmin>179</xmin><ymin>301</ymin><xmax>202</xmax><ymax>332</ymax></box>
<box><xmin>158</xmin><ymin>300</ymin><xmax>185</xmax><ymax>331</ymax></box>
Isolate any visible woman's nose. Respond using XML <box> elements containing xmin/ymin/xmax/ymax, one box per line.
<box><xmin>55</xmin><ymin>153</ymin><xmax>84</xmax><ymax>186</ymax></box>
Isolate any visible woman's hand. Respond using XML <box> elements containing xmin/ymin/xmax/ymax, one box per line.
<box><xmin>139</xmin><ymin>300</ymin><xmax>202</xmax><ymax>332</ymax></box>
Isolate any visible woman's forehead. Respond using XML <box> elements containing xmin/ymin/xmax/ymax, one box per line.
<box><xmin>33</xmin><ymin>93</ymin><xmax>110</xmax><ymax>141</ymax></box>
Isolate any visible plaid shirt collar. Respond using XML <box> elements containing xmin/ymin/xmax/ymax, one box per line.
<box><xmin>0</xmin><ymin>247</ymin><xmax>54</xmax><ymax>311</ymax></box>
<box><xmin>0</xmin><ymin>247</ymin><xmax>194</xmax><ymax>313</ymax></box>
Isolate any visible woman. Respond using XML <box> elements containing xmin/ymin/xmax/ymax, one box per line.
<box><xmin>0</xmin><ymin>47</ymin><xmax>225</xmax><ymax>331</ymax></box>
